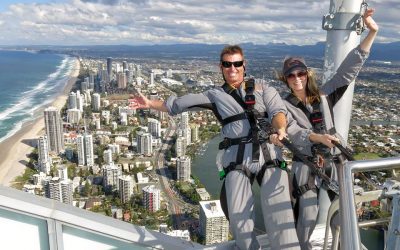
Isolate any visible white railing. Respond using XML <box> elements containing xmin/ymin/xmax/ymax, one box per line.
<box><xmin>337</xmin><ymin>157</ymin><xmax>400</xmax><ymax>250</ymax></box>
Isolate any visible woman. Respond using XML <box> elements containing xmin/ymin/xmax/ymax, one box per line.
<box><xmin>279</xmin><ymin>9</ymin><xmax>378</xmax><ymax>250</ymax></box>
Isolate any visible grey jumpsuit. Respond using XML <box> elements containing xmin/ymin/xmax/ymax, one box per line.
<box><xmin>285</xmin><ymin>46</ymin><xmax>369</xmax><ymax>250</ymax></box>
<box><xmin>165</xmin><ymin>80</ymin><xmax>307</xmax><ymax>249</ymax></box>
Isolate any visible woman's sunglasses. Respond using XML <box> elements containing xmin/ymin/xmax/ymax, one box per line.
<box><xmin>221</xmin><ymin>60</ymin><xmax>244</xmax><ymax>68</ymax></box>
<box><xmin>286</xmin><ymin>71</ymin><xmax>308</xmax><ymax>80</ymax></box>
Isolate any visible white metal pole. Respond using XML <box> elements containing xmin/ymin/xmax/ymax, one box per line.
<box><xmin>317</xmin><ymin>0</ymin><xmax>363</xmax><ymax>227</ymax></box>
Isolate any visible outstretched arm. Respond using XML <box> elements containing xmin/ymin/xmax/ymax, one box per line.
<box><xmin>360</xmin><ymin>8</ymin><xmax>379</xmax><ymax>53</ymax></box>
<box><xmin>272</xmin><ymin>112</ymin><xmax>287</xmax><ymax>140</ymax></box>
<box><xmin>128</xmin><ymin>92</ymin><xmax>168</xmax><ymax>112</ymax></box>
<box><xmin>321</xmin><ymin>9</ymin><xmax>379</xmax><ymax>100</ymax></box>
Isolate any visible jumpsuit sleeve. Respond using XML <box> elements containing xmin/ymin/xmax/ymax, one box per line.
<box><xmin>321</xmin><ymin>45</ymin><xmax>369</xmax><ymax>105</ymax></box>
<box><xmin>260</xmin><ymin>82</ymin><xmax>287</xmax><ymax>122</ymax></box>
<box><xmin>286</xmin><ymin>110</ymin><xmax>313</xmax><ymax>147</ymax></box>
<box><xmin>165</xmin><ymin>91</ymin><xmax>212</xmax><ymax>116</ymax></box>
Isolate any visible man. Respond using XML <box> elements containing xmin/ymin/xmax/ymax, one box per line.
<box><xmin>129</xmin><ymin>45</ymin><xmax>301</xmax><ymax>249</ymax></box>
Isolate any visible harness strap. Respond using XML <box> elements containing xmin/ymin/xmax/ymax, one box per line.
<box><xmin>223</xmin><ymin>162</ymin><xmax>255</xmax><ymax>182</ymax></box>
<box><xmin>218</xmin><ymin>136</ymin><xmax>252</xmax><ymax>150</ymax></box>
<box><xmin>221</xmin><ymin>81</ymin><xmax>261</xmax><ymax>165</ymax></box>
<box><xmin>285</xmin><ymin>93</ymin><xmax>320</xmax><ymax>123</ymax></box>
<box><xmin>255</xmin><ymin>158</ymin><xmax>288</xmax><ymax>186</ymax></box>
<box><xmin>220</xmin><ymin>112</ymin><xmax>247</xmax><ymax>126</ymax></box>
<box><xmin>292</xmin><ymin>173</ymin><xmax>317</xmax><ymax>199</ymax></box>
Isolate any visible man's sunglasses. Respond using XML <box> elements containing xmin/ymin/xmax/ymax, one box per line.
<box><xmin>286</xmin><ymin>71</ymin><xmax>308</xmax><ymax>80</ymax></box>
<box><xmin>221</xmin><ymin>60</ymin><xmax>244</xmax><ymax>68</ymax></box>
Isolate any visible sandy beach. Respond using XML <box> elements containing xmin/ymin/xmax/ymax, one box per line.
<box><xmin>0</xmin><ymin>58</ymin><xmax>80</xmax><ymax>187</ymax></box>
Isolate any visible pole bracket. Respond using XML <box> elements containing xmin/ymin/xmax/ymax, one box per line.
<box><xmin>322</xmin><ymin>12</ymin><xmax>364</xmax><ymax>34</ymax></box>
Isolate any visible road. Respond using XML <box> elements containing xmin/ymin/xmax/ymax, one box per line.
<box><xmin>154</xmin><ymin>117</ymin><xmax>196</xmax><ymax>229</ymax></box>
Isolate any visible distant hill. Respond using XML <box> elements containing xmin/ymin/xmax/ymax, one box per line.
<box><xmin>3</xmin><ymin>41</ymin><xmax>400</xmax><ymax>61</ymax></box>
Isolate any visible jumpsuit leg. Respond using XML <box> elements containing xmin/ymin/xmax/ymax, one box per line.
<box><xmin>261</xmin><ymin>167</ymin><xmax>300</xmax><ymax>250</ymax></box>
<box><xmin>293</xmin><ymin>162</ymin><xmax>319</xmax><ymax>250</ymax></box>
<box><xmin>225</xmin><ymin>170</ymin><xmax>260</xmax><ymax>250</ymax></box>
<box><xmin>326</xmin><ymin>161</ymin><xmax>340</xmax><ymax>245</ymax></box>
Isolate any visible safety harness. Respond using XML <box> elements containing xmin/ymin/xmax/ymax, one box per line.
<box><xmin>285</xmin><ymin>93</ymin><xmax>348</xmax><ymax>200</ymax></box>
<box><xmin>216</xmin><ymin>78</ymin><xmax>287</xmax><ymax>220</ymax></box>
<box><xmin>286</xmin><ymin>94</ymin><xmax>327</xmax><ymax>198</ymax></box>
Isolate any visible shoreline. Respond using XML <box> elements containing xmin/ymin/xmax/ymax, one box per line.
<box><xmin>0</xmin><ymin>58</ymin><xmax>80</xmax><ymax>187</ymax></box>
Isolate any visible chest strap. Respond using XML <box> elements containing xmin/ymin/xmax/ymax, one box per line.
<box><xmin>220</xmin><ymin>112</ymin><xmax>247</xmax><ymax>126</ymax></box>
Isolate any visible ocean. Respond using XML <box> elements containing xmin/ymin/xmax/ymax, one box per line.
<box><xmin>0</xmin><ymin>50</ymin><xmax>76</xmax><ymax>143</ymax></box>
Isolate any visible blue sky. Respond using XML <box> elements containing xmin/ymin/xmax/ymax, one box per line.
<box><xmin>0</xmin><ymin>0</ymin><xmax>398</xmax><ymax>45</ymax></box>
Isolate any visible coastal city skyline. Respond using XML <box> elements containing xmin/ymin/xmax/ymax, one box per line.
<box><xmin>0</xmin><ymin>0</ymin><xmax>399</xmax><ymax>46</ymax></box>
<box><xmin>0</xmin><ymin>1</ymin><xmax>399</xmax><ymax>248</ymax></box>
<box><xmin>0</xmin><ymin>45</ymin><xmax>398</xmax><ymax>249</ymax></box>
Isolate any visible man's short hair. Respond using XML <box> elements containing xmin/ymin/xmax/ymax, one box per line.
<box><xmin>220</xmin><ymin>45</ymin><xmax>244</xmax><ymax>62</ymax></box>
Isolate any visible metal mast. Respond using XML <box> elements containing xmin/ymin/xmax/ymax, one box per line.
<box><xmin>317</xmin><ymin>0</ymin><xmax>365</xmax><ymax>230</ymax></box>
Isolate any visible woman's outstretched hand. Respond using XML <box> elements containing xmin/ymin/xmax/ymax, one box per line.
<box><xmin>363</xmin><ymin>8</ymin><xmax>379</xmax><ymax>33</ymax></box>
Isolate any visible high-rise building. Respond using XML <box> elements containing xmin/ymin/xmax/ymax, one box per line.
<box><xmin>184</xmin><ymin>127</ymin><xmax>191</xmax><ymax>145</ymax></box>
<box><xmin>92</xmin><ymin>93</ymin><xmax>101</xmax><ymax>111</ymax></box>
<box><xmin>107</xmin><ymin>57</ymin><xmax>112</xmax><ymax>81</ymax></box>
<box><xmin>103</xmin><ymin>149</ymin><xmax>113</xmax><ymax>164</ymax></box>
<box><xmin>95</xmin><ymin>119</ymin><xmax>101</xmax><ymax>130</ymax></box>
<box><xmin>108</xmin><ymin>143</ymin><xmax>120</xmax><ymax>154</ymax></box>
<box><xmin>147</xmin><ymin>118</ymin><xmax>161</xmax><ymax>138</ymax></box>
<box><xmin>76</xmin><ymin>92</ymin><xmax>84</xmax><ymax>112</ymax></box>
<box><xmin>57</xmin><ymin>165</ymin><xmax>68</xmax><ymax>181</ymax></box>
<box><xmin>81</xmin><ymin>81</ymin><xmax>89</xmax><ymax>92</ymax></box>
<box><xmin>45</xmin><ymin>177</ymin><xmax>73</xmax><ymax>205</ymax></box>
<box><xmin>120</xmin><ymin>112</ymin><xmax>128</xmax><ymax>126</ymax></box>
<box><xmin>47</xmin><ymin>177</ymin><xmax>61</xmax><ymax>201</ymax></box>
<box><xmin>44</xmin><ymin>107</ymin><xmax>64</xmax><ymax>154</ymax></box>
<box><xmin>175</xmin><ymin>136</ymin><xmax>186</xmax><ymax>157</ymax></box>
<box><xmin>166</xmin><ymin>69</ymin><xmax>172</xmax><ymax>78</ymax></box>
<box><xmin>83</xmin><ymin>90</ymin><xmax>91</xmax><ymax>105</ymax></box>
<box><xmin>119</xmin><ymin>175</ymin><xmax>134</xmax><ymax>203</ymax></box>
<box><xmin>37</xmin><ymin>136</ymin><xmax>51</xmax><ymax>175</ymax></box>
<box><xmin>149</xmin><ymin>92</ymin><xmax>158</xmax><ymax>100</ymax></box>
<box><xmin>158</xmin><ymin>110</ymin><xmax>166</xmax><ymax>121</ymax></box>
<box><xmin>60</xmin><ymin>179</ymin><xmax>73</xmax><ymax>205</ymax></box>
<box><xmin>150</xmin><ymin>72</ymin><xmax>154</xmax><ymax>86</ymax></box>
<box><xmin>136</xmin><ymin>131</ymin><xmax>152</xmax><ymax>156</ymax></box>
<box><xmin>89</xmin><ymin>72</ymin><xmax>95</xmax><ymax>86</ymax></box>
<box><xmin>68</xmin><ymin>92</ymin><xmax>77</xmax><ymax>109</ymax></box>
<box><xmin>66</xmin><ymin>108</ymin><xmax>81</xmax><ymax>125</ymax></box>
<box><xmin>136</xmin><ymin>64</ymin><xmax>141</xmax><ymax>77</ymax></box>
<box><xmin>125</xmin><ymin>69</ymin><xmax>131</xmax><ymax>83</ymax></box>
<box><xmin>77</xmin><ymin>134</ymin><xmax>94</xmax><ymax>166</ymax></box>
<box><xmin>177</xmin><ymin>156</ymin><xmax>191</xmax><ymax>182</ymax></box>
<box><xmin>122</xmin><ymin>61</ymin><xmax>128</xmax><ymax>72</ymax></box>
<box><xmin>102</xmin><ymin>163</ymin><xmax>122</xmax><ymax>191</ymax></box>
<box><xmin>199</xmin><ymin>200</ymin><xmax>229</xmax><ymax>245</ymax></box>
<box><xmin>32</xmin><ymin>172</ymin><xmax>47</xmax><ymax>186</ymax></box>
<box><xmin>117</xmin><ymin>72</ymin><xmax>127</xmax><ymax>89</ymax></box>
<box><xmin>180</xmin><ymin>112</ymin><xmax>189</xmax><ymax>130</ymax></box>
<box><xmin>142</xmin><ymin>185</ymin><xmax>160</xmax><ymax>212</ymax></box>
<box><xmin>191</xmin><ymin>124</ymin><xmax>199</xmax><ymax>143</ymax></box>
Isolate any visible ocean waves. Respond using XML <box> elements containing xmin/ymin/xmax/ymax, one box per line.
<box><xmin>0</xmin><ymin>52</ymin><xmax>77</xmax><ymax>143</ymax></box>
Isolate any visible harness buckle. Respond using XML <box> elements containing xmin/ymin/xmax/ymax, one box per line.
<box><xmin>274</xmin><ymin>159</ymin><xmax>288</xmax><ymax>171</ymax></box>
<box><xmin>244</xmin><ymin>94</ymin><xmax>256</xmax><ymax>106</ymax></box>
<box><xmin>299</xmin><ymin>184</ymin><xmax>309</xmax><ymax>194</ymax></box>
<box><xmin>218</xmin><ymin>138</ymin><xmax>231</xmax><ymax>150</ymax></box>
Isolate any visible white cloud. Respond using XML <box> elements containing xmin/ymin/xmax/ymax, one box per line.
<box><xmin>0</xmin><ymin>0</ymin><xmax>397</xmax><ymax>45</ymax></box>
